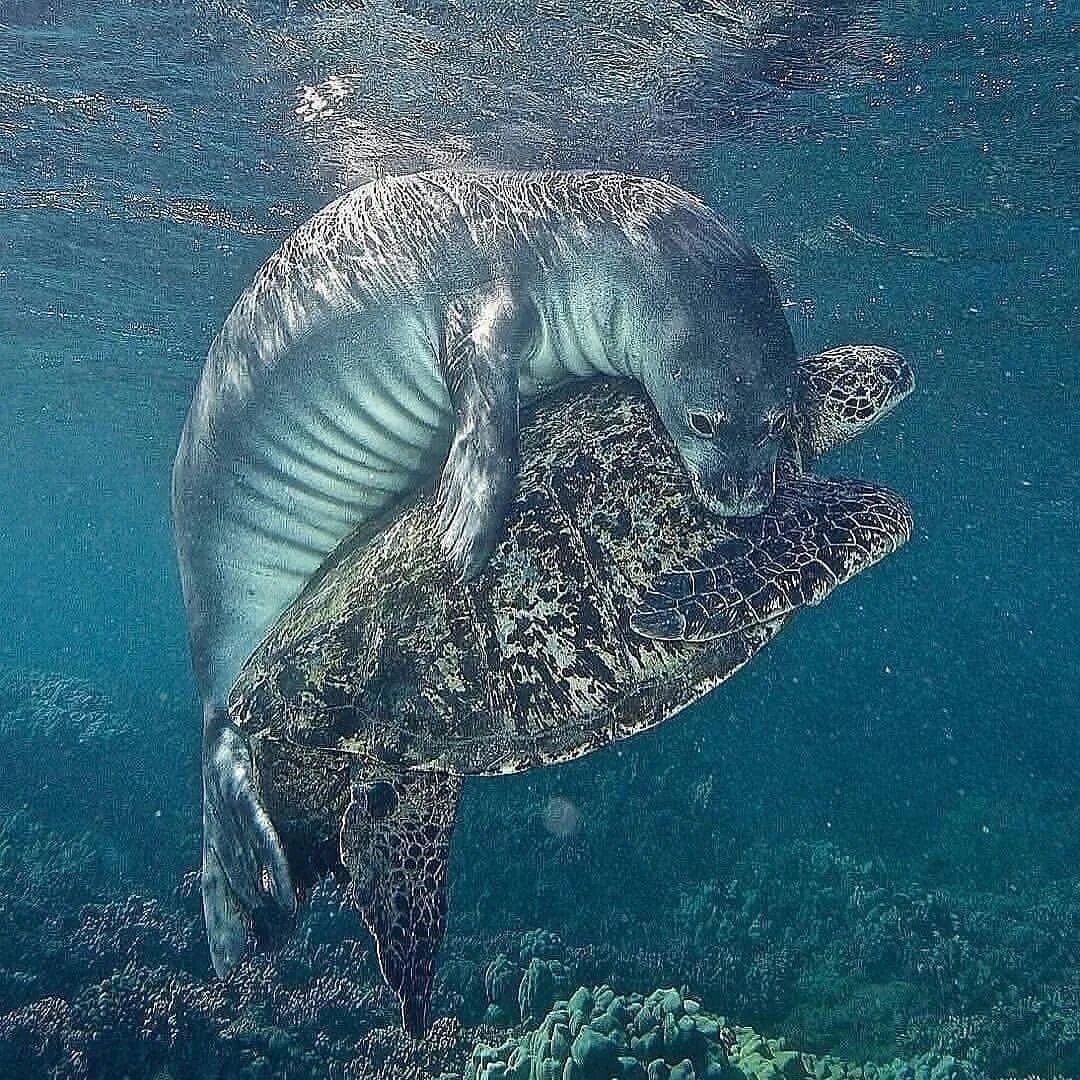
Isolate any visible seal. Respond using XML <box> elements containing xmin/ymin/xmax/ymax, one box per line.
<box><xmin>171</xmin><ymin>169</ymin><xmax>798</xmax><ymax>976</ymax></box>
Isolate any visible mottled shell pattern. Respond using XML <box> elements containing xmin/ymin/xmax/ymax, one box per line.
<box><xmin>229</xmin><ymin>382</ymin><xmax>911</xmax><ymax>776</ymax></box>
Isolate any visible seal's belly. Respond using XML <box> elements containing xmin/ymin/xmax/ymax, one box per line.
<box><xmin>222</xmin><ymin>373</ymin><xmax>447</xmax><ymax>583</ymax></box>
<box><xmin>178</xmin><ymin>321</ymin><xmax>453</xmax><ymax>701</ymax></box>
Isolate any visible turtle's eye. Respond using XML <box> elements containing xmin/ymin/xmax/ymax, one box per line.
<box><xmin>687</xmin><ymin>410</ymin><xmax>716</xmax><ymax>439</ymax></box>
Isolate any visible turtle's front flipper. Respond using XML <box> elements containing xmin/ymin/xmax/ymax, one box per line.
<box><xmin>630</xmin><ymin>476</ymin><xmax>913</xmax><ymax>642</ymax></box>
<box><xmin>435</xmin><ymin>287</ymin><xmax>537</xmax><ymax>582</ymax></box>
<box><xmin>342</xmin><ymin>767</ymin><xmax>462</xmax><ymax>1037</ymax></box>
<box><xmin>202</xmin><ymin>710</ymin><xmax>296</xmax><ymax>974</ymax></box>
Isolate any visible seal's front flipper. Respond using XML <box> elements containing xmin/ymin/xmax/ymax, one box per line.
<box><xmin>202</xmin><ymin>834</ymin><xmax>251</xmax><ymax>975</ymax></box>
<box><xmin>202</xmin><ymin>711</ymin><xmax>296</xmax><ymax>975</ymax></box>
<box><xmin>436</xmin><ymin>288</ymin><xmax>536</xmax><ymax>581</ymax></box>
<box><xmin>341</xmin><ymin>767</ymin><xmax>462</xmax><ymax>1037</ymax></box>
<box><xmin>630</xmin><ymin>475</ymin><xmax>913</xmax><ymax>642</ymax></box>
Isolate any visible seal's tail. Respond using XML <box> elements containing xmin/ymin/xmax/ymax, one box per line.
<box><xmin>341</xmin><ymin>765</ymin><xmax>461</xmax><ymax>1037</ymax></box>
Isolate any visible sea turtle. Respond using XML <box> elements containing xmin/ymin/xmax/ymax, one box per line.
<box><xmin>227</xmin><ymin>344</ymin><xmax>914</xmax><ymax>1034</ymax></box>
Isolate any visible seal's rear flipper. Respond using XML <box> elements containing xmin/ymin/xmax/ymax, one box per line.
<box><xmin>341</xmin><ymin>766</ymin><xmax>461</xmax><ymax>1036</ymax></box>
<box><xmin>630</xmin><ymin>475</ymin><xmax>913</xmax><ymax>642</ymax></box>
<box><xmin>202</xmin><ymin>710</ymin><xmax>296</xmax><ymax>976</ymax></box>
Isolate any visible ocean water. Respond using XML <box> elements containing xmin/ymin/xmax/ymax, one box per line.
<box><xmin>0</xmin><ymin>0</ymin><xmax>1076</xmax><ymax>1076</ymax></box>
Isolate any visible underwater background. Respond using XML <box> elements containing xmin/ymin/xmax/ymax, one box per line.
<box><xmin>0</xmin><ymin>0</ymin><xmax>1076</xmax><ymax>1076</ymax></box>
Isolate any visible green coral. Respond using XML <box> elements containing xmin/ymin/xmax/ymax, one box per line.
<box><xmin>468</xmin><ymin>984</ymin><xmax>986</xmax><ymax>1080</ymax></box>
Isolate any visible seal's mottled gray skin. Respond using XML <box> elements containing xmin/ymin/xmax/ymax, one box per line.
<box><xmin>229</xmin><ymin>351</ymin><xmax>913</xmax><ymax>1035</ymax></box>
<box><xmin>172</xmin><ymin>169</ymin><xmax>801</xmax><ymax>978</ymax></box>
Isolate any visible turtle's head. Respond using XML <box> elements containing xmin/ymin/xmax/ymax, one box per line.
<box><xmin>796</xmin><ymin>345</ymin><xmax>915</xmax><ymax>462</ymax></box>
<box><xmin>643</xmin><ymin>280</ymin><xmax>798</xmax><ymax>517</ymax></box>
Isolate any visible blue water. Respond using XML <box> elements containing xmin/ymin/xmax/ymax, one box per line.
<box><xmin>0</xmin><ymin>1</ymin><xmax>1076</xmax><ymax>1076</ymax></box>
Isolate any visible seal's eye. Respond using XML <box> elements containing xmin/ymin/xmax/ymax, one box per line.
<box><xmin>687</xmin><ymin>410</ymin><xmax>716</xmax><ymax>439</ymax></box>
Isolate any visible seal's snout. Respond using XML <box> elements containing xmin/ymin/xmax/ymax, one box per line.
<box><xmin>692</xmin><ymin>470</ymin><xmax>775</xmax><ymax>518</ymax></box>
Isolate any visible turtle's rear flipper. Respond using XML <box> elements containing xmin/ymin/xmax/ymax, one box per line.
<box><xmin>341</xmin><ymin>766</ymin><xmax>462</xmax><ymax>1037</ymax></box>
<box><xmin>630</xmin><ymin>476</ymin><xmax>913</xmax><ymax>642</ymax></box>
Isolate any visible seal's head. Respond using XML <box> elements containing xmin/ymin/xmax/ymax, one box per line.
<box><xmin>642</xmin><ymin>275</ymin><xmax>798</xmax><ymax>517</ymax></box>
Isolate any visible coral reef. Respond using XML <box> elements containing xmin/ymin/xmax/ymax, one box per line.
<box><xmin>0</xmin><ymin>668</ymin><xmax>198</xmax><ymax>896</ymax></box>
<box><xmin>446</xmin><ymin>740</ymin><xmax>1079</xmax><ymax>1076</ymax></box>
<box><xmin>481</xmin><ymin>931</ymin><xmax>575</xmax><ymax>1026</ymax></box>
<box><xmin>0</xmin><ymin>872</ymin><xmax>398</xmax><ymax>1078</ymax></box>
<box><xmin>0</xmin><ymin>670</ymin><xmax>1076</xmax><ymax>1077</ymax></box>
<box><xmin>467</xmin><ymin>983</ymin><xmax>981</xmax><ymax>1080</ymax></box>
<box><xmin>1</xmin><ymin>832</ymin><xmax>1076</xmax><ymax>1077</ymax></box>
<box><xmin>0</xmin><ymin>670</ymin><xmax>135</xmax><ymax>746</ymax></box>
